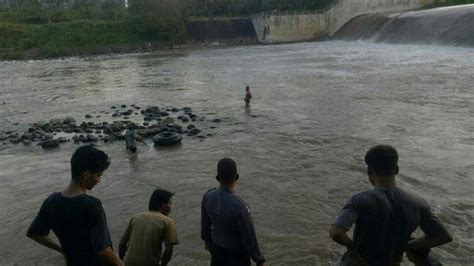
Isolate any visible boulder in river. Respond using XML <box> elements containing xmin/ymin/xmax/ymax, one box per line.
<box><xmin>41</xmin><ymin>139</ymin><xmax>59</xmax><ymax>149</ymax></box>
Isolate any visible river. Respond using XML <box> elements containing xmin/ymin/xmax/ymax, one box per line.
<box><xmin>0</xmin><ymin>41</ymin><xmax>473</xmax><ymax>265</ymax></box>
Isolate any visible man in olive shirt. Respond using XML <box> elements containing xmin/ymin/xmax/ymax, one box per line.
<box><xmin>201</xmin><ymin>158</ymin><xmax>265</xmax><ymax>266</ymax></box>
<box><xmin>27</xmin><ymin>145</ymin><xmax>123</xmax><ymax>266</ymax></box>
<box><xmin>330</xmin><ymin>145</ymin><xmax>453</xmax><ymax>265</ymax></box>
<box><xmin>119</xmin><ymin>189</ymin><xmax>178</xmax><ymax>266</ymax></box>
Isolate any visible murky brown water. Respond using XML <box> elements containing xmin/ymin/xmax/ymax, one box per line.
<box><xmin>1</xmin><ymin>41</ymin><xmax>473</xmax><ymax>265</ymax></box>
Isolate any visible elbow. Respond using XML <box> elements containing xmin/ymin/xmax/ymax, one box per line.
<box><xmin>444</xmin><ymin>232</ymin><xmax>453</xmax><ymax>244</ymax></box>
<box><xmin>329</xmin><ymin>225</ymin><xmax>344</xmax><ymax>240</ymax></box>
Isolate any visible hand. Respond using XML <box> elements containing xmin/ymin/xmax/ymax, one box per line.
<box><xmin>406</xmin><ymin>244</ymin><xmax>429</xmax><ymax>266</ymax></box>
<box><xmin>347</xmin><ymin>247</ymin><xmax>368</xmax><ymax>266</ymax></box>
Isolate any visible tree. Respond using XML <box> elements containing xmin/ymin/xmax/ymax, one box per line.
<box><xmin>128</xmin><ymin>0</ymin><xmax>185</xmax><ymax>41</ymax></box>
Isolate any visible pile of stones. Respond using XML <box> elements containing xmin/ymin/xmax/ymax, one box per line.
<box><xmin>0</xmin><ymin>104</ymin><xmax>221</xmax><ymax>150</ymax></box>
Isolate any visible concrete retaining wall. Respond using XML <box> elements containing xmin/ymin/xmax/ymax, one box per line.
<box><xmin>252</xmin><ymin>0</ymin><xmax>433</xmax><ymax>44</ymax></box>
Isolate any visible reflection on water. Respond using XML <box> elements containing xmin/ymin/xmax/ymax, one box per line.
<box><xmin>0</xmin><ymin>42</ymin><xmax>473</xmax><ymax>265</ymax></box>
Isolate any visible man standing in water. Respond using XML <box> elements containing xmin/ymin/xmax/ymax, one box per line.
<box><xmin>27</xmin><ymin>145</ymin><xmax>123</xmax><ymax>266</ymax></box>
<box><xmin>329</xmin><ymin>145</ymin><xmax>452</xmax><ymax>265</ymax></box>
<box><xmin>201</xmin><ymin>158</ymin><xmax>265</xmax><ymax>266</ymax></box>
<box><xmin>244</xmin><ymin>86</ymin><xmax>252</xmax><ymax>107</ymax></box>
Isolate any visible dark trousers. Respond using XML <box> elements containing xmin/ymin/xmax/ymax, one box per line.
<box><xmin>210</xmin><ymin>245</ymin><xmax>251</xmax><ymax>266</ymax></box>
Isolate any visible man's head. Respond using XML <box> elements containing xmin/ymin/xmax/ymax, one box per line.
<box><xmin>246</xmin><ymin>86</ymin><xmax>250</xmax><ymax>91</ymax></box>
<box><xmin>216</xmin><ymin>158</ymin><xmax>239</xmax><ymax>185</ymax></box>
<box><xmin>364</xmin><ymin>145</ymin><xmax>399</xmax><ymax>178</ymax></box>
<box><xmin>149</xmin><ymin>188</ymin><xmax>174</xmax><ymax>215</ymax></box>
<box><xmin>71</xmin><ymin>145</ymin><xmax>110</xmax><ymax>190</ymax></box>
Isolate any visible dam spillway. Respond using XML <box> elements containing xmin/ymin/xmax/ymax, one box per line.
<box><xmin>335</xmin><ymin>4</ymin><xmax>474</xmax><ymax>47</ymax></box>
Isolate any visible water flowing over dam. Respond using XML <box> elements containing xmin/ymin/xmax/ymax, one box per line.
<box><xmin>335</xmin><ymin>4</ymin><xmax>474</xmax><ymax>47</ymax></box>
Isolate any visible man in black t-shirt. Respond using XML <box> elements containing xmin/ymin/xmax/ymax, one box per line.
<box><xmin>330</xmin><ymin>145</ymin><xmax>453</xmax><ymax>265</ymax></box>
<box><xmin>27</xmin><ymin>145</ymin><xmax>123</xmax><ymax>266</ymax></box>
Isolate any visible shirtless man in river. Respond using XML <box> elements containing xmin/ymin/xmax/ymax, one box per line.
<box><xmin>244</xmin><ymin>86</ymin><xmax>252</xmax><ymax>107</ymax></box>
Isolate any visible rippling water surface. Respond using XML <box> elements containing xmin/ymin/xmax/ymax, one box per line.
<box><xmin>0</xmin><ymin>41</ymin><xmax>473</xmax><ymax>265</ymax></box>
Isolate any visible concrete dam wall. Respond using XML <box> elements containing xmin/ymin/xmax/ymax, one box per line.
<box><xmin>335</xmin><ymin>4</ymin><xmax>474</xmax><ymax>47</ymax></box>
<box><xmin>186</xmin><ymin>18</ymin><xmax>257</xmax><ymax>42</ymax></box>
<box><xmin>252</xmin><ymin>0</ymin><xmax>433</xmax><ymax>44</ymax></box>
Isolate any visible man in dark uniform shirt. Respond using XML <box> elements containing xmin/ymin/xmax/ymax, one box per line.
<box><xmin>27</xmin><ymin>145</ymin><xmax>123</xmax><ymax>266</ymax></box>
<box><xmin>330</xmin><ymin>145</ymin><xmax>453</xmax><ymax>265</ymax></box>
<box><xmin>201</xmin><ymin>158</ymin><xmax>265</xmax><ymax>266</ymax></box>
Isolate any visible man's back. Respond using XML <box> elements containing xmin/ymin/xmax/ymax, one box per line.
<box><xmin>335</xmin><ymin>187</ymin><xmax>445</xmax><ymax>265</ymax></box>
<box><xmin>27</xmin><ymin>192</ymin><xmax>111</xmax><ymax>266</ymax></box>
<box><xmin>122</xmin><ymin>211</ymin><xmax>178</xmax><ymax>266</ymax></box>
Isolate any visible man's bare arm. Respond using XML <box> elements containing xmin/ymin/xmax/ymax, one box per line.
<box><xmin>329</xmin><ymin>225</ymin><xmax>355</xmax><ymax>249</ymax></box>
<box><xmin>407</xmin><ymin>232</ymin><xmax>453</xmax><ymax>251</ymax></box>
<box><xmin>27</xmin><ymin>234</ymin><xmax>64</xmax><ymax>254</ymax></box>
<box><xmin>160</xmin><ymin>244</ymin><xmax>174</xmax><ymax>266</ymax></box>
<box><xmin>97</xmin><ymin>247</ymin><xmax>123</xmax><ymax>266</ymax></box>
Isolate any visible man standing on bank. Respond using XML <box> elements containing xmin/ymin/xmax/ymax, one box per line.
<box><xmin>201</xmin><ymin>158</ymin><xmax>265</xmax><ymax>266</ymax></box>
<box><xmin>27</xmin><ymin>145</ymin><xmax>123</xmax><ymax>266</ymax></box>
<box><xmin>330</xmin><ymin>145</ymin><xmax>453</xmax><ymax>265</ymax></box>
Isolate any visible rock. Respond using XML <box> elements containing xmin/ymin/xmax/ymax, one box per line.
<box><xmin>85</xmin><ymin>129</ymin><xmax>94</xmax><ymax>134</ymax></box>
<box><xmin>213</xmin><ymin>118</ymin><xmax>222</xmax><ymax>123</ymax></box>
<box><xmin>43</xmin><ymin>133</ymin><xmax>54</xmax><ymax>140</ymax></box>
<box><xmin>50</xmin><ymin>118</ymin><xmax>62</xmax><ymax>125</ymax></box>
<box><xmin>22</xmin><ymin>139</ymin><xmax>31</xmax><ymax>145</ymax></box>
<box><xmin>64</xmin><ymin>117</ymin><xmax>76</xmax><ymax>125</ymax></box>
<box><xmin>64</xmin><ymin>128</ymin><xmax>73</xmax><ymax>133</ymax></box>
<box><xmin>87</xmin><ymin>134</ymin><xmax>99</xmax><ymax>142</ymax></box>
<box><xmin>160</xmin><ymin>112</ymin><xmax>170</xmax><ymax>117</ymax></box>
<box><xmin>95</xmin><ymin>130</ymin><xmax>101</xmax><ymax>134</ymax></box>
<box><xmin>181</xmin><ymin>117</ymin><xmax>189</xmax><ymax>122</ymax></box>
<box><xmin>21</xmin><ymin>133</ymin><xmax>32</xmax><ymax>140</ymax></box>
<box><xmin>187</xmin><ymin>124</ymin><xmax>196</xmax><ymax>130</ymax></box>
<box><xmin>85</xmin><ymin>114</ymin><xmax>93</xmax><ymax>119</ymax></box>
<box><xmin>143</xmin><ymin>122</ymin><xmax>149</xmax><ymax>126</ymax></box>
<box><xmin>183</xmin><ymin>107</ymin><xmax>192</xmax><ymax>113</ymax></box>
<box><xmin>0</xmin><ymin>134</ymin><xmax>8</xmax><ymax>141</ymax></box>
<box><xmin>121</xmin><ymin>104</ymin><xmax>127</xmax><ymax>108</ymax></box>
<box><xmin>188</xmin><ymin>128</ymin><xmax>201</xmax><ymax>136</ymax></box>
<box><xmin>171</xmin><ymin>107</ymin><xmax>179</xmax><ymax>112</ymax></box>
<box><xmin>41</xmin><ymin>139</ymin><xmax>59</xmax><ymax>149</ymax></box>
<box><xmin>58</xmin><ymin>137</ymin><xmax>67</xmax><ymax>143</ymax></box>
<box><xmin>111</xmin><ymin>106</ymin><xmax>116</xmax><ymax>109</ymax></box>
<box><xmin>10</xmin><ymin>137</ymin><xmax>21</xmax><ymax>144</ymax></box>
<box><xmin>163</xmin><ymin>117</ymin><xmax>175</xmax><ymax>124</ymax></box>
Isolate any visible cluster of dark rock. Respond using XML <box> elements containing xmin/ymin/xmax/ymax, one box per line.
<box><xmin>0</xmin><ymin>105</ymin><xmax>220</xmax><ymax>150</ymax></box>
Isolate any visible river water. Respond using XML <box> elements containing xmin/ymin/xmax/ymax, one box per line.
<box><xmin>0</xmin><ymin>41</ymin><xmax>473</xmax><ymax>265</ymax></box>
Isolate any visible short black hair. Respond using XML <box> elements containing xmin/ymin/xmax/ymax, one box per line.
<box><xmin>365</xmin><ymin>145</ymin><xmax>398</xmax><ymax>177</ymax></box>
<box><xmin>149</xmin><ymin>189</ymin><xmax>174</xmax><ymax>211</ymax></box>
<box><xmin>217</xmin><ymin>158</ymin><xmax>238</xmax><ymax>183</ymax></box>
<box><xmin>71</xmin><ymin>145</ymin><xmax>110</xmax><ymax>181</ymax></box>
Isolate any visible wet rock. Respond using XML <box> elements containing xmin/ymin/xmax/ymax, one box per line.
<box><xmin>0</xmin><ymin>134</ymin><xmax>8</xmax><ymax>141</ymax></box>
<box><xmin>163</xmin><ymin>117</ymin><xmax>175</xmax><ymax>124</ymax></box>
<box><xmin>22</xmin><ymin>139</ymin><xmax>31</xmax><ymax>145</ymax></box>
<box><xmin>213</xmin><ymin>118</ymin><xmax>222</xmax><ymax>123</ymax></box>
<box><xmin>21</xmin><ymin>133</ymin><xmax>32</xmax><ymax>140</ymax></box>
<box><xmin>160</xmin><ymin>112</ymin><xmax>170</xmax><ymax>117</ymax></box>
<box><xmin>43</xmin><ymin>134</ymin><xmax>54</xmax><ymax>140</ymax></box>
<box><xmin>111</xmin><ymin>106</ymin><xmax>116</xmax><ymax>109</ymax></box>
<box><xmin>58</xmin><ymin>137</ymin><xmax>67</xmax><ymax>143</ymax></box>
<box><xmin>143</xmin><ymin>122</ymin><xmax>149</xmax><ymax>126</ymax></box>
<box><xmin>188</xmin><ymin>128</ymin><xmax>201</xmax><ymax>136</ymax></box>
<box><xmin>64</xmin><ymin>117</ymin><xmax>76</xmax><ymax>125</ymax></box>
<box><xmin>95</xmin><ymin>130</ymin><xmax>101</xmax><ymax>134</ymax></box>
<box><xmin>121</xmin><ymin>104</ymin><xmax>127</xmax><ymax>108</ymax></box>
<box><xmin>187</xmin><ymin>124</ymin><xmax>196</xmax><ymax>130</ymax></box>
<box><xmin>85</xmin><ymin>114</ymin><xmax>93</xmax><ymax>119</ymax></box>
<box><xmin>10</xmin><ymin>137</ymin><xmax>21</xmax><ymax>144</ymax></box>
<box><xmin>87</xmin><ymin>134</ymin><xmax>99</xmax><ymax>142</ymax></box>
<box><xmin>171</xmin><ymin>107</ymin><xmax>179</xmax><ymax>112</ymax></box>
<box><xmin>181</xmin><ymin>117</ymin><xmax>189</xmax><ymax>122</ymax></box>
<box><xmin>41</xmin><ymin>139</ymin><xmax>59</xmax><ymax>149</ymax></box>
